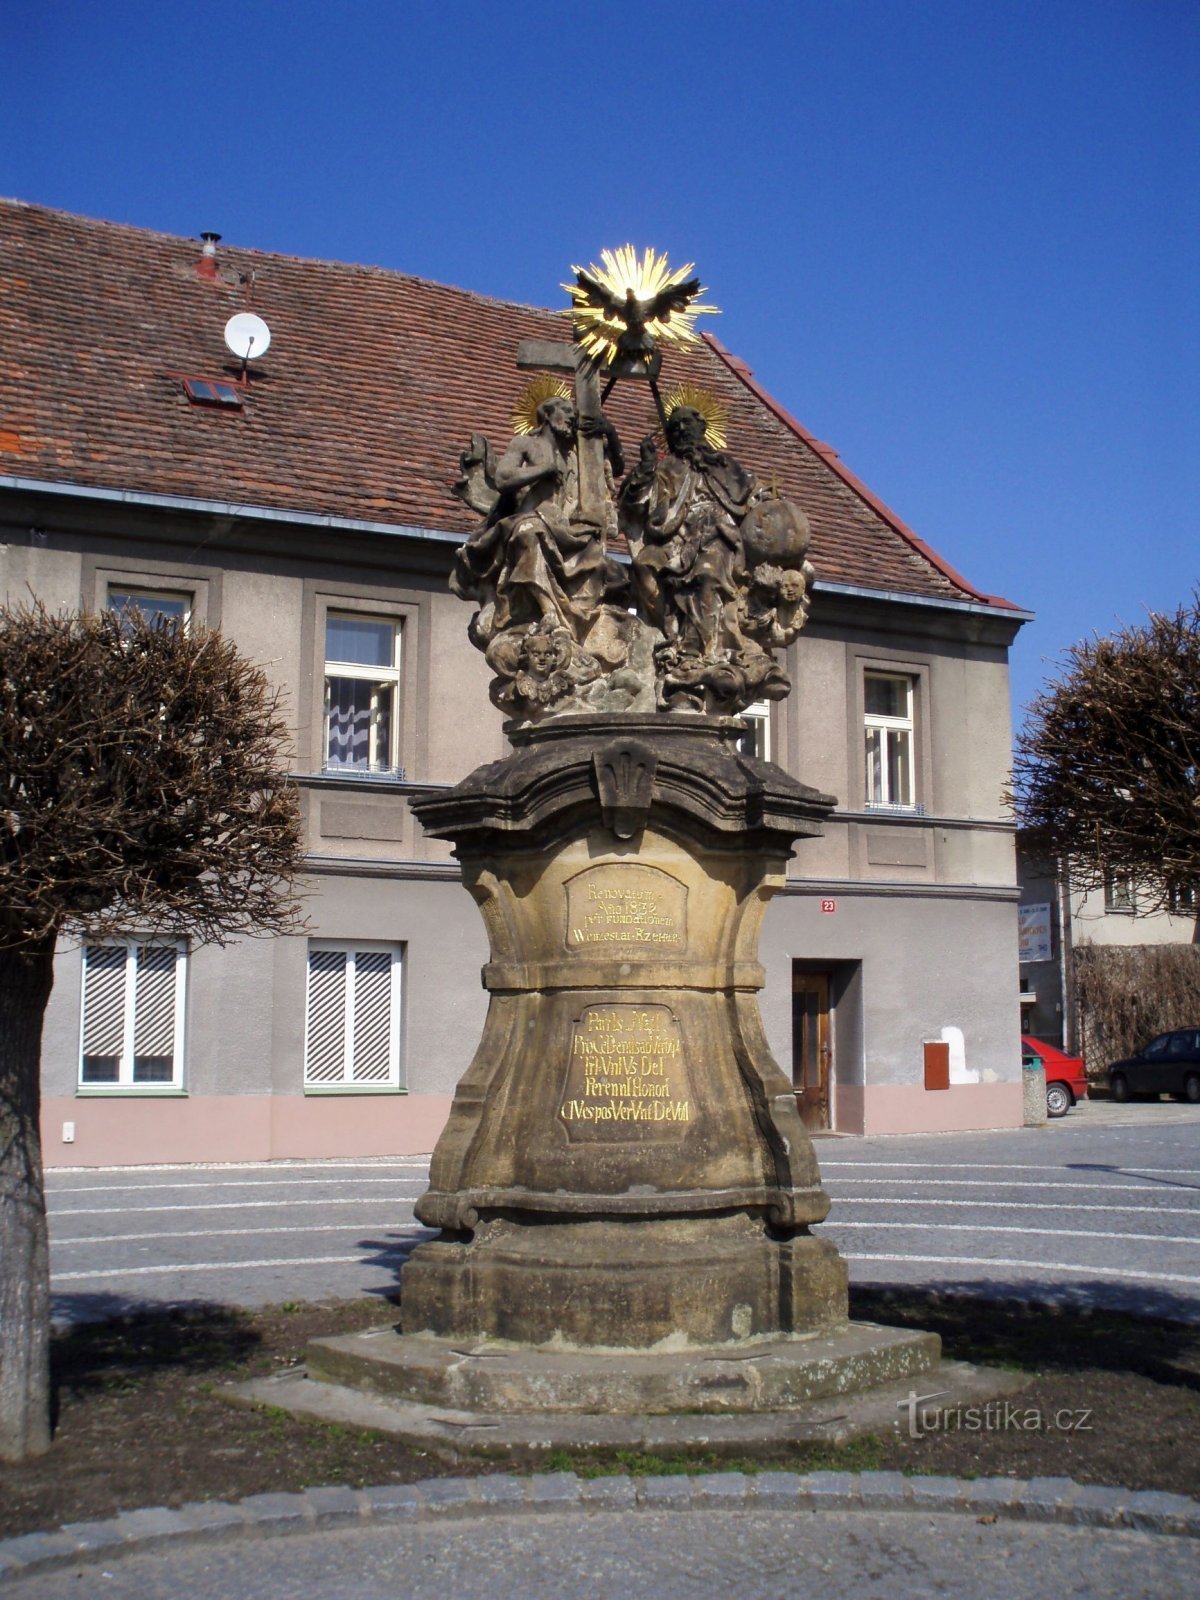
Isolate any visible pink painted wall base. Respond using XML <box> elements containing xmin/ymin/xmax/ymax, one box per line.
<box><xmin>835</xmin><ymin>1081</ymin><xmax>1023</xmax><ymax>1135</ymax></box>
<box><xmin>41</xmin><ymin>1094</ymin><xmax>454</xmax><ymax>1167</ymax></box>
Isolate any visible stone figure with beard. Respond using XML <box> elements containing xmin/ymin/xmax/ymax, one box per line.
<box><xmin>452</xmin><ymin>396</ymin><xmax>626</xmax><ymax>648</ymax></box>
<box><xmin>451</xmin><ymin>395</ymin><xmax>644</xmax><ymax>717</ymax></box>
<box><xmin>618</xmin><ymin>405</ymin><xmax>814</xmax><ymax>715</ymax></box>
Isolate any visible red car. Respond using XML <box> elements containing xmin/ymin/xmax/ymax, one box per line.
<box><xmin>1022</xmin><ymin>1034</ymin><xmax>1089</xmax><ymax>1118</ymax></box>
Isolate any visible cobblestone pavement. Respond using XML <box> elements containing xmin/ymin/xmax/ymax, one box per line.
<box><xmin>2</xmin><ymin>1475</ymin><xmax>1197</xmax><ymax>1599</ymax></box>
<box><xmin>45</xmin><ymin>1103</ymin><xmax>1200</xmax><ymax>1322</ymax></box>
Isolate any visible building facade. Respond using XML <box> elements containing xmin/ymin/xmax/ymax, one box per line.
<box><xmin>1</xmin><ymin>201</ymin><xmax>1030</xmax><ymax>1163</ymax></box>
<box><xmin>1017</xmin><ymin>842</ymin><xmax>1199</xmax><ymax>1053</ymax></box>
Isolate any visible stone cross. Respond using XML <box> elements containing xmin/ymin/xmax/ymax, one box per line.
<box><xmin>516</xmin><ymin>338</ymin><xmax>608</xmax><ymax>525</ymax></box>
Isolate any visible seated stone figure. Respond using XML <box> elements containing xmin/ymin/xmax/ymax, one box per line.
<box><xmin>618</xmin><ymin>405</ymin><xmax>814</xmax><ymax>715</ymax></box>
<box><xmin>451</xmin><ymin>396</ymin><xmax>643</xmax><ymax>719</ymax></box>
<box><xmin>451</xmin><ymin>396</ymin><xmax>625</xmax><ymax>651</ymax></box>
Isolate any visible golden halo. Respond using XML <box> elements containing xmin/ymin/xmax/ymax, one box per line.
<box><xmin>564</xmin><ymin>246</ymin><xmax>718</xmax><ymax>368</ymax></box>
<box><xmin>511</xmin><ymin>375</ymin><xmax>572</xmax><ymax>436</ymax></box>
<box><xmin>657</xmin><ymin>383</ymin><xmax>730</xmax><ymax>451</ymax></box>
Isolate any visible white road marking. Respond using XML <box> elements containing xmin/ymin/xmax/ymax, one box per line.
<box><xmin>52</xmin><ymin>1253</ymin><xmax>411</xmax><ymax>1282</ymax></box>
<box><xmin>48</xmin><ymin>1159</ymin><xmax>433</xmax><ymax>1176</ymax></box>
<box><xmin>844</xmin><ymin>1253</ymin><xmax>1200</xmax><ymax>1287</ymax></box>
<box><xmin>822</xmin><ymin>1162</ymin><xmax>1200</xmax><ymax>1178</ymax></box>
<box><xmin>825</xmin><ymin>1221</ymin><xmax>1200</xmax><ymax>1246</ymax></box>
<box><xmin>46</xmin><ymin>1176</ymin><xmax>430</xmax><ymax>1195</ymax></box>
<box><xmin>833</xmin><ymin>1197</ymin><xmax>1198</xmax><ymax>1216</ymax></box>
<box><xmin>51</xmin><ymin>1223</ymin><xmax>433</xmax><ymax>1247</ymax></box>
<box><xmin>824</xmin><ymin>1177</ymin><xmax>1183</xmax><ymax>1194</ymax></box>
<box><xmin>50</xmin><ymin>1197</ymin><xmax>421</xmax><ymax>1218</ymax></box>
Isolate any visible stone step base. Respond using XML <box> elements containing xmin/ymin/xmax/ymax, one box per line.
<box><xmin>226</xmin><ymin>1355</ymin><xmax>1027</xmax><ymax>1465</ymax></box>
<box><xmin>304</xmin><ymin>1319</ymin><xmax>940</xmax><ymax>1416</ymax></box>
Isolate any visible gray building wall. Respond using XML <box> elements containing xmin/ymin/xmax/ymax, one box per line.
<box><xmin>3</xmin><ymin>489</ymin><xmax>1025</xmax><ymax>1162</ymax></box>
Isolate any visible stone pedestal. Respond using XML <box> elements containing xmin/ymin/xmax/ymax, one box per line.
<box><xmin>402</xmin><ymin>714</ymin><xmax>848</xmax><ymax>1347</ymax></box>
<box><xmin>244</xmin><ymin>712</ymin><xmax>1029</xmax><ymax>1456</ymax></box>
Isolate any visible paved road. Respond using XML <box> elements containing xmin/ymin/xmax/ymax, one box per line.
<box><xmin>5</xmin><ymin>1507</ymin><xmax>1196</xmax><ymax>1600</ymax></box>
<box><xmin>818</xmin><ymin>1099</ymin><xmax>1200</xmax><ymax>1321</ymax></box>
<box><xmin>45</xmin><ymin>1100</ymin><xmax>1200</xmax><ymax>1324</ymax></box>
<box><xmin>46</xmin><ymin>1157</ymin><xmax>433</xmax><ymax>1323</ymax></box>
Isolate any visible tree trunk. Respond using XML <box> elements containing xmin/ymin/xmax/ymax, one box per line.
<box><xmin>0</xmin><ymin>937</ymin><xmax>55</xmax><ymax>1460</ymax></box>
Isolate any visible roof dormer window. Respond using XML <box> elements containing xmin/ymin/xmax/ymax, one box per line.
<box><xmin>180</xmin><ymin>376</ymin><xmax>243</xmax><ymax>408</ymax></box>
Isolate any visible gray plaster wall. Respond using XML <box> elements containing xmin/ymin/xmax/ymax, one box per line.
<box><xmin>759</xmin><ymin>889</ymin><xmax>1021</xmax><ymax>1091</ymax></box>
<box><xmin>41</xmin><ymin>873</ymin><xmax>489</xmax><ymax>1104</ymax></box>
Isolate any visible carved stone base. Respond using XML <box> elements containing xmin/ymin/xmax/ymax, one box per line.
<box><xmin>399</xmin><ymin>1217</ymin><xmax>848</xmax><ymax>1348</ymax></box>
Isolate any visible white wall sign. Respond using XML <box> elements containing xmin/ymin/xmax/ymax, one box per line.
<box><xmin>1018</xmin><ymin>903</ymin><xmax>1052</xmax><ymax>963</ymax></box>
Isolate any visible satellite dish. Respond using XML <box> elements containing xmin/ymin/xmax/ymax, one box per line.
<box><xmin>224</xmin><ymin>312</ymin><xmax>272</xmax><ymax>362</ymax></box>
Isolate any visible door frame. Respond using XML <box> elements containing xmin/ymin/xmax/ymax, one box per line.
<box><xmin>791</xmin><ymin>965</ymin><xmax>834</xmax><ymax>1131</ymax></box>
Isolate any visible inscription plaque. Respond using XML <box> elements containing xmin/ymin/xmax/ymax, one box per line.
<box><xmin>560</xmin><ymin>1004</ymin><xmax>692</xmax><ymax>1141</ymax></box>
<box><xmin>564</xmin><ymin>864</ymin><xmax>686</xmax><ymax>952</ymax></box>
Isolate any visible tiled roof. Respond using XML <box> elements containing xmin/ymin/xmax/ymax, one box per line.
<box><xmin>0</xmin><ymin>200</ymin><xmax>1014</xmax><ymax>608</ymax></box>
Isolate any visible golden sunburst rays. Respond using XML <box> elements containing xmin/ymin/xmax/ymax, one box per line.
<box><xmin>564</xmin><ymin>246</ymin><xmax>719</xmax><ymax>368</ymax></box>
<box><xmin>511</xmin><ymin>375</ymin><xmax>572</xmax><ymax>436</ymax></box>
<box><xmin>657</xmin><ymin>383</ymin><xmax>730</xmax><ymax>450</ymax></box>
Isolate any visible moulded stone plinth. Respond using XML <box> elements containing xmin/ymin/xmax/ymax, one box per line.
<box><xmin>399</xmin><ymin>1218</ymin><xmax>848</xmax><ymax>1349</ymax></box>
<box><xmin>306</xmin><ymin>1319</ymin><xmax>941</xmax><ymax>1416</ymax></box>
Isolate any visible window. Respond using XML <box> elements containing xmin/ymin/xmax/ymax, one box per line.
<box><xmin>304</xmin><ymin>943</ymin><xmax>403</xmax><ymax>1091</ymax></box>
<box><xmin>180</xmin><ymin>376</ymin><xmax>243</xmax><ymax>409</ymax></box>
<box><xmin>79</xmin><ymin>942</ymin><xmax>186</xmax><ymax>1090</ymax></box>
<box><xmin>737</xmin><ymin>700</ymin><xmax>771</xmax><ymax>761</ymax></box>
<box><xmin>1104</xmin><ymin>872</ymin><xmax>1135</xmax><ymax>913</ymax></box>
<box><xmin>864</xmin><ymin>672</ymin><xmax>915</xmax><ymax>808</ymax></box>
<box><xmin>323</xmin><ymin>614</ymin><xmax>402</xmax><ymax>774</ymax></box>
<box><xmin>1169</xmin><ymin>882</ymin><xmax>1198</xmax><ymax>916</ymax></box>
<box><xmin>107</xmin><ymin>588</ymin><xmax>191</xmax><ymax>633</ymax></box>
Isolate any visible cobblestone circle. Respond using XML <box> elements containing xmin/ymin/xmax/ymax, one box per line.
<box><xmin>1</xmin><ymin>1471</ymin><xmax>1197</xmax><ymax>1585</ymax></box>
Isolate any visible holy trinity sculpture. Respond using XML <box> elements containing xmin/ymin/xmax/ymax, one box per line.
<box><xmin>448</xmin><ymin>251</ymin><xmax>816</xmax><ymax>722</ymax></box>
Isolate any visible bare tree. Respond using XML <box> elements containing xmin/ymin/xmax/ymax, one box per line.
<box><xmin>0</xmin><ymin>603</ymin><xmax>305</xmax><ymax>1460</ymax></box>
<box><xmin>1011</xmin><ymin>594</ymin><xmax>1200</xmax><ymax>916</ymax></box>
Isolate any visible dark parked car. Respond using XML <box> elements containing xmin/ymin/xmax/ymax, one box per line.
<box><xmin>1021</xmin><ymin>1034</ymin><xmax>1089</xmax><ymax>1118</ymax></box>
<box><xmin>1107</xmin><ymin>1029</ymin><xmax>1200</xmax><ymax>1103</ymax></box>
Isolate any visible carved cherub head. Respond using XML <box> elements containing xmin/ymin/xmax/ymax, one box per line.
<box><xmin>520</xmin><ymin>629</ymin><xmax>567</xmax><ymax>679</ymax></box>
<box><xmin>777</xmin><ymin>569</ymin><xmax>807</xmax><ymax>605</ymax></box>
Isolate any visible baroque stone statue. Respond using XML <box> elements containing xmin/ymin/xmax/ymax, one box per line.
<box><xmin>619</xmin><ymin>405</ymin><xmax>814</xmax><ymax>715</ymax></box>
<box><xmin>450</xmin><ymin>394</ymin><xmax>652</xmax><ymax>719</ymax></box>
<box><xmin>449</xmin><ymin>254</ymin><xmax>815</xmax><ymax>723</ymax></box>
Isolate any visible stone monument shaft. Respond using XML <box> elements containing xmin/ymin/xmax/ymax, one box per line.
<box><xmin>405</xmin><ymin>715</ymin><xmax>849</xmax><ymax>1346</ymax></box>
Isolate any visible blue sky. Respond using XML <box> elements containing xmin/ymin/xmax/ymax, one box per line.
<box><xmin>4</xmin><ymin>0</ymin><xmax>1196</xmax><ymax>721</ymax></box>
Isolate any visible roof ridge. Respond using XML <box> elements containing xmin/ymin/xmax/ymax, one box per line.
<box><xmin>0</xmin><ymin>195</ymin><xmax>561</xmax><ymax>319</ymax></box>
<box><xmin>701</xmin><ymin>332</ymin><xmax>1020</xmax><ymax>612</ymax></box>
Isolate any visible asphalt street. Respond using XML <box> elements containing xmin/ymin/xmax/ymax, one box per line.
<box><xmin>45</xmin><ymin>1099</ymin><xmax>1200</xmax><ymax>1325</ymax></box>
<box><xmin>5</xmin><ymin>1507</ymin><xmax>1196</xmax><ymax>1600</ymax></box>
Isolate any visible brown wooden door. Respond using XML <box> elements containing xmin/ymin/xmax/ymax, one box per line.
<box><xmin>791</xmin><ymin>970</ymin><xmax>832</xmax><ymax>1131</ymax></box>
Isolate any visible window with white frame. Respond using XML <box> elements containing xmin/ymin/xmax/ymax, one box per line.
<box><xmin>323</xmin><ymin>614</ymin><xmax>402</xmax><ymax>773</ymax></box>
<box><xmin>304</xmin><ymin>943</ymin><xmax>403</xmax><ymax>1090</ymax></box>
<box><xmin>107</xmin><ymin>588</ymin><xmax>191</xmax><ymax>633</ymax></box>
<box><xmin>1168</xmin><ymin>882</ymin><xmax>1197</xmax><ymax>917</ymax></box>
<box><xmin>1104</xmin><ymin>871</ymin><xmax>1135</xmax><ymax>913</ymax></box>
<box><xmin>79</xmin><ymin>941</ymin><xmax>186</xmax><ymax>1088</ymax></box>
<box><xmin>864</xmin><ymin>672</ymin><xmax>915</xmax><ymax>808</ymax></box>
<box><xmin>737</xmin><ymin>699</ymin><xmax>771</xmax><ymax>762</ymax></box>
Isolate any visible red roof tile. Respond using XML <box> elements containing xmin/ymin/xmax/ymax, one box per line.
<box><xmin>0</xmin><ymin>200</ymin><xmax>1015</xmax><ymax>609</ymax></box>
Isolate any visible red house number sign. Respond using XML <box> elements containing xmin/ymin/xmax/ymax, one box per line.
<box><xmin>820</xmin><ymin>898</ymin><xmax>837</xmax><ymax>914</ymax></box>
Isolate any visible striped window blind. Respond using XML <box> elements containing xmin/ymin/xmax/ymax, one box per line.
<box><xmin>304</xmin><ymin>944</ymin><xmax>402</xmax><ymax>1090</ymax></box>
<box><xmin>80</xmin><ymin>943</ymin><xmax>185</xmax><ymax>1088</ymax></box>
